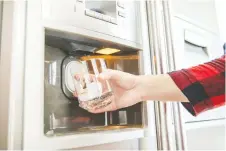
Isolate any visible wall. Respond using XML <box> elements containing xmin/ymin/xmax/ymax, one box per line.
<box><xmin>187</xmin><ymin>125</ymin><xmax>225</xmax><ymax>150</ymax></box>
<box><xmin>215</xmin><ymin>0</ymin><xmax>226</xmax><ymax>42</ymax></box>
<box><xmin>171</xmin><ymin>0</ymin><xmax>220</xmax><ymax>34</ymax></box>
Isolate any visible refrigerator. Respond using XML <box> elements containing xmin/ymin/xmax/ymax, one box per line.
<box><xmin>0</xmin><ymin>0</ymin><xmax>186</xmax><ymax>150</ymax></box>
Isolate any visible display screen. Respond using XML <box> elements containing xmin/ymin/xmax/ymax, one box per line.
<box><xmin>85</xmin><ymin>0</ymin><xmax>117</xmax><ymax>18</ymax></box>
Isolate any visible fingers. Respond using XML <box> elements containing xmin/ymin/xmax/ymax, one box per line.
<box><xmin>98</xmin><ymin>69</ymin><xmax>123</xmax><ymax>81</ymax></box>
<box><xmin>72</xmin><ymin>70</ymin><xmax>119</xmax><ymax>113</ymax></box>
<box><xmin>74</xmin><ymin>74</ymin><xmax>96</xmax><ymax>82</ymax></box>
<box><xmin>73</xmin><ymin>73</ymin><xmax>96</xmax><ymax>97</ymax></box>
<box><xmin>74</xmin><ymin>69</ymin><xmax>123</xmax><ymax>84</ymax></box>
<box><xmin>88</xmin><ymin>95</ymin><xmax>117</xmax><ymax>113</ymax></box>
<box><xmin>73</xmin><ymin>91</ymin><xmax>78</xmax><ymax>97</ymax></box>
<box><xmin>97</xmin><ymin>76</ymin><xmax>109</xmax><ymax>93</ymax></box>
<box><xmin>74</xmin><ymin>74</ymin><xmax>81</xmax><ymax>81</ymax></box>
<box><xmin>89</xmin><ymin>102</ymin><xmax>116</xmax><ymax>113</ymax></box>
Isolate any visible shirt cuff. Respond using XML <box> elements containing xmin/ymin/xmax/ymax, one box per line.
<box><xmin>168</xmin><ymin>70</ymin><xmax>210</xmax><ymax>116</ymax></box>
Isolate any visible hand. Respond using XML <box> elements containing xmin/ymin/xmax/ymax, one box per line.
<box><xmin>73</xmin><ymin>69</ymin><xmax>188</xmax><ymax>113</ymax></box>
<box><xmin>90</xmin><ymin>69</ymin><xmax>143</xmax><ymax>113</ymax></box>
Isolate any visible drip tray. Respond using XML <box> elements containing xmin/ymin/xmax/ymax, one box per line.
<box><xmin>46</xmin><ymin>125</ymin><xmax>142</xmax><ymax>137</ymax></box>
<box><xmin>79</xmin><ymin>125</ymin><xmax>142</xmax><ymax>131</ymax></box>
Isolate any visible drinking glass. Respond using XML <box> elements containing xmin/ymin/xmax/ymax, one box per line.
<box><xmin>70</xmin><ymin>58</ymin><xmax>114</xmax><ymax>111</ymax></box>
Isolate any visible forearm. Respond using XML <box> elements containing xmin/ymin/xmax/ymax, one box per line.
<box><xmin>138</xmin><ymin>74</ymin><xmax>188</xmax><ymax>102</ymax></box>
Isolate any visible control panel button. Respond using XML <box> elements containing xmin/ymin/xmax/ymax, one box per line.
<box><xmin>86</xmin><ymin>9</ymin><xmax>117</xmax><ymax>24</ymax></box>
<box><xmin>93</xmin><ymin>12</ymin><xmax>98</xmax><ymax>18</ymax></box>
<box><xmin>117</xmin><ymin>1</ymin><xmax>124</xmax><ymax>8</ymax></box>
<box><xmin>98</xmin><ymin>14</ymin><xmax>103</xmax><ymax>20</ymax></box>
<box><xmin>95</xmin><ymin>12</ymin><xmax>103</xmax><ymax>20</ymax></box>
<box><xmin>110</xmin><ymin>18</ymin><xmax>117</xmax><ymax>24</ymax></box>
<box><xmin>103</xmin><ymin>15</ymin><xmax>111</xmax><ymax>22</ymax></box>
<box><xmin>118</xmin><ymin>11</ymin><xmax>125</xmax><ymax>17</ymax></box>
<box><xmin>85</xmin><ymin>10</ymin><xmax>95</xmax><ymax>17</ymax></box>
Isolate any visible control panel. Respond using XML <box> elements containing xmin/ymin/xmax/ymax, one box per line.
<box><xmin>42</xmin><ymin>0</ymin><xmax>142</xmax><ymax>47</ymax></box>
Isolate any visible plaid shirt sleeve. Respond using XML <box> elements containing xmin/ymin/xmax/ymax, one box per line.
<box><xmin>169</xmin><ymin>55</ymin><xmax>225</xmax><ymax>116</ymax></box>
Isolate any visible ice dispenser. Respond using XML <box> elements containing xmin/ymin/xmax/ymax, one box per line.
<box><xmin>44</xmin><ymin>29</ymin><xmax>143</xmax><ymax>135</ymax></box>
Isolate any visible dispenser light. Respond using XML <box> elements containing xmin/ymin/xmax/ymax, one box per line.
<box><xmin>95</xmin><ymin>48</ymin><xmax>120</xmax><ymax>55</ymax></box>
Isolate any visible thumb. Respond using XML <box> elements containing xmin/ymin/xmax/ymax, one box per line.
<box><xmin>98</xmin><ymin>69</ymin><xmax>122</xmax><ymax>81</ymax></box>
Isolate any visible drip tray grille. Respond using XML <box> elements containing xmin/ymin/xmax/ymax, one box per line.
<box><xmin>79</xmin><ymin>125</ymin><xmax>142</xmax><ymax>131</ymax></box>
<box><xmin>46</xmin><ymin>125</ymin><xmax>143</xmax><ymax>137</ymax></box>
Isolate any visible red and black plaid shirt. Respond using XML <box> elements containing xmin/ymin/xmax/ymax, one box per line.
<box><xmin>169</xmin><ymin>55</ymin><xmax>225</xmax><ymax>116</ymax></box>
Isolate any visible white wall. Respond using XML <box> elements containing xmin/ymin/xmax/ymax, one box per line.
<box><xmin>171</xmin><ymin>0</ymin><xmax>220</xmax><ymax>34</ymax></box>
<box><xmin>215</xmin><ymin>0</ymin><xmax>226</xmax><ymax>42</ymax></box>
<box><xmin>187</xmin><ymin>125</ymin><xmax>225</xmax><ymax>150</ymax></box>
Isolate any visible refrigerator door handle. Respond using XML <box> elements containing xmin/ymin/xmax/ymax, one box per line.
<box><xmin>146</xmin><ymin>0</ymin><xmax>187</xmax><ymax>150</ymax></box>
<box><xmin>162</xmin><ymin>0</ymin><xmax>187</xmax><ymax>150</ymax></box>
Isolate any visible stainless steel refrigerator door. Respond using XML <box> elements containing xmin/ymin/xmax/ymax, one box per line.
<box><xmin>0</xmin><ymin>1</ymin><xmax>26</xmax><ymax>149</ymax></box>
<box><xmin>146</xmin><ymin>0</ymin><xmax>187</xmax><ymax>150</ymax></box>
<box><xmin>138</xmin><ymin>1</ymin><xmax>158</xmax><ymax>150</ymax></box>
<box><xmin>22</xmin><ymin>0</ymin><xmax>144</xmax><ymax>150</ymax></box>
<box><xmin>0</xmin><ymin>1</ymin><xmax>3</xmax><ymax>59</ymax></box>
